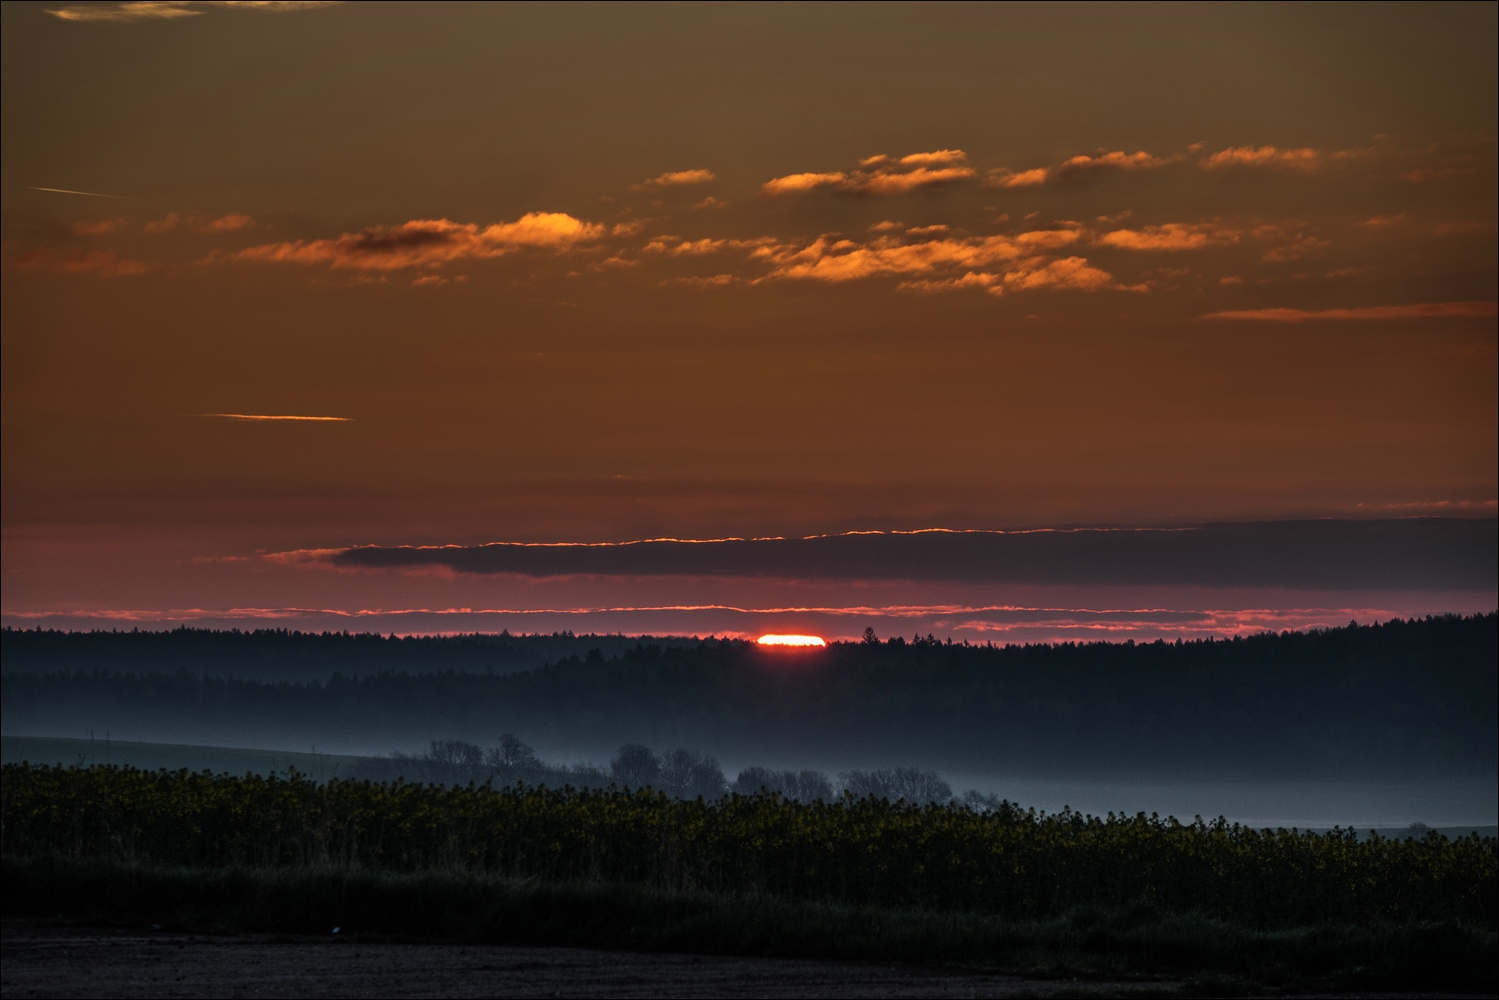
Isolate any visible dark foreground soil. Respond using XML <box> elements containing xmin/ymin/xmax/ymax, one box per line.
<box><xmin>8</xmin><ymin>927</ymin><xmax>1492</xmax><ymax>999</ymax></box>
<box><xmin>0</xmin><ymin>926</ymin><xmax>1162</xmax><ymax>999</ymax></box>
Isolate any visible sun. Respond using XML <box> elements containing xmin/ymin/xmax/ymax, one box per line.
<box><xmin>756</xmin><ymin>634</ymin><xmax>826</xmax><ymax>647</ymax></box>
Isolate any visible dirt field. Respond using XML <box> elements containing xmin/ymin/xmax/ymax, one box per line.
<box><xmin>0</xmin><ymin>926</ymin><xmax>1156</xmax><ymax>998</ymax></box>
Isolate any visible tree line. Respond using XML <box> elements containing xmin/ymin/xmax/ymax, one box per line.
<box><xmin>3</xmin><ymin>614</ymin><xmax>1493</xmax><ymax>780</ymax></box>
<box><xmin>351</xmin><ymin>735</ymin><xmax>960</xmax><ymax>806</ymax></box>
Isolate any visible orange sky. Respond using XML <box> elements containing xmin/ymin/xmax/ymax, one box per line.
<box><xmin>3</xmin><ymin>2</ymin><xmax>1495</xmax><ymax>638</ymax></box>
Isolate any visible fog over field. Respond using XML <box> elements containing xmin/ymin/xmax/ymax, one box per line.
<box><xmin>6</xmin><ymin>614</ymin><xmax>1494</xmax><ymax>828</ymax></box>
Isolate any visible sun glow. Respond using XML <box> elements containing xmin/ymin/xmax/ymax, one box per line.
<box><xmin>756</xmin><ymin>634</ymin><xmax>826</xmax><ymax>647</ymax></box>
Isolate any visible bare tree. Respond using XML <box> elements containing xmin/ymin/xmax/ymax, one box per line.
<box><xmin>659</xmin><ymin>748</ymin><xmax>727</xmax><ymax>800</ymax></box>
<box><xmin>610</xmin><ymin>743</ymin><xmax>660</xmax><ymax>790</ymax></box>
<box><xmin>484</xmin><ymin>734</ymin><xmax>541</xmax><ymax>785</ymax></box>
<box><xmin>839</xmin><ymin>767</ymin><xmax>953</xmax><ymax>806</ymax></box>
<box><xmin>732</xmin><ymin>766</ymin><xmax>833</xmax><ymax>802</ymax></box>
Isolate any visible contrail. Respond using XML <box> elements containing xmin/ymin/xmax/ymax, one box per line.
<box><xmin>200</xmin><ymin>413</ymin><xmax>352</xmax><ymax>422</ymax></box>
<box><xmin>28</xmin><ymin>185</ymin><xmax>135</xmax><ymax>199</ymax></box>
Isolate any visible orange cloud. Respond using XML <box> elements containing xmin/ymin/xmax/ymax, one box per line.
<box><xmin>1259</xmin><ymin>234</ymin><xmax>1329</xmax><ymax>263</ymax></box>
<box><xmin>752</xmin><ymin>228</ymin><xmax>1109</xmax><ymax>296</ymax></box>
<box><xmin>1203</xmin><ymin>301</ymin><xmax>1498</xmax><ymax>322</ymax></box>
<box><xmin>761</xmin><ymin>172</ymin><xmax>848</xmax><ymax>195</ymax></box>
<box><xmin>226</xmin><ymin>213</ymin><xmax>603</xmax><ymax>271</ymax></box>
<box><xmin>897</xmin><ymin>149</ymin><xmax>968</xmax><ymax>168</ymax></box>
<box><xmin>13</xmin><ymin>248</ymin><xmax>151</xmax><ymax>277</ymax></box>
<box><xmin>634</xmin><ymin>168</ymin><xmax>717</xmax><ymax>189</ymax></box>
<box><xmin>897</xmin><ymin>257</ymin><xmax>1114</xmax><ymax>297</ymax></box>
<box><xmin>762</xmin><ymin>151</ymin><xmax>976</xmax><ymax>196</ymax></box>
<box><xmin>642</xmin><ymin>236</ymin><xmax>775</xmax><ymax>255</ymax></box>
<box><xmin>858</xmin><ymin>165</ymin><xmax>977</xmax><ymax>195</ymax></box>
<box><xmin>1004</xmin><ymin>256</ymin><xmax>1115</xmax><ymax>292</ymax></box>
<box><xmin>1096</xmin><ymin>223</ymin><xmax>1240</xmax><ymax>251</ymax></box>
<box><xmin>146</xmin><ymin>211</ymin><xmax>259</xmax><ymax>234</ymax></box>
<box><xmin>661</xmin><ymin>273</ymin><xmax>743</xmax><ymax>288</ymax></box>
<box><xmin>69</xmin><ymin>219</ymin><xmax>127</xmax><ymax>235</ymax></box>
<box><xmin>1057</xmin><ymin>150</ymin><xmax>1180</xmax><ymax>174</ymax></box>
<box><xmin>1199</xmin><ymin>145</ymin><xmax>1320</xmax><ymax>171</ymax></box>
<box><xmin>199</xmin><ymin>212</ymin><xmax>257</xmax><ymax>232</ymax></box>
<box><xmin>984</xmin><ymin>167</ymin><xmax>1049</xmax><ymax>188</ymax></box>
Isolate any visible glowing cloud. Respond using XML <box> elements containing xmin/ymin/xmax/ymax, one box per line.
<box><xmin>1058</xmin><ymin>150</ymin><xmax>1180</xmax><ymax>174</ymax></box>
<box><xmin>751</xmin><ymin>228</ymin><xmax>1105</xmax><ymax>295</ymax></box>
<box><xmin>1199</xmin><ymin>145</ymin><xmax>1320</xmax><ymax>171</ymax></box>
<box><xmin>635</xmin><ymin>169</ymin><xmax>717</xmax><ymax>188</ymax></box>
<box><xmin>1097</xmin><ymin>223</ymin><xmax>1240</xmax><ymax>251</ymax></box>
<box><xmin>227</xmin><ymin>212</ymin><xmax>603</xmax><ymax>271</ymax></box>
<box><xmin>761</xmin><ymin>171</ymin><xmax>848</xmax><ymax>195</ymax></box>
<box><xmin>985</xmin><ymin>167</ymin><xmax>1049</xmax><ymax>188</ymax></box>
<box><xmin>762</xmin><ymin>151</ymin><xmax>976</xmax><ymax>196</ymax></box>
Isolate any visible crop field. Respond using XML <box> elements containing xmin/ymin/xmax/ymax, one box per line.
<box><xmin>3</xmin><ymin>762</ymin><xmax>1496</xmax><ymax>992</ymax></box>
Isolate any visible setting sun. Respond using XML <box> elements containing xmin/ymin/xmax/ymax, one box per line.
<box><xmin>756</xmin><ymin>634</ymin><xmax>827</xmax><ymax>647</ymax></box>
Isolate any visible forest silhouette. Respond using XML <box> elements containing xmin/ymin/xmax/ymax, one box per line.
<box><xmin>4</xmin><ymin>614</ymin><xmax>1493</xmax><ymax>780</ymax></box>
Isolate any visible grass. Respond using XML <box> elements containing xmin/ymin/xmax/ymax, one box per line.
<box><xmin>4</xmin><ymin>856</ymin><xmax>1493</xmax><ymax>993</ymax></box>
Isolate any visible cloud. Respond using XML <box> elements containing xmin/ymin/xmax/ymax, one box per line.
<box><xmin>642</xmin><ymin>236</ymin><xmax>775</xmax><ymax>255</ymax></box>
<box><xmin>145</xmin><ymin>211</ymin><xmax>258</xmax><ymax>234</ymax></box>
<box><xmin>634</xmin><ymin>169</ymin><xmax>717</xmax><ymax>189</ymax></box>
<box><xmin>985</xmin><ymin>168</ymin><xmax>1048</xmax><ymax>188</ymax></box>
<box><xmin>199</xmin><ymin>412</ymin><xmax>351</xmax><ymax>421</ymax></box>
<box><xmin>1057</xmin><ymin>150</ymin><xmax>1181</xmax><ymax>174</ymax></box>
<box><xmin>762</xmin><ymin>151</ymin><xmax>976</xmax><ymax>197</ymax></box>
<box><xmin>46</xmin><ymin>1</ymin><xmax>339</xmax><ymax>22</ymax></box>
<box><xmin>985</xmin><ymin>149</ymin><xmax>1179</xmax><ymax>189</ymax></box>
<box><xmin>752</xmin><ymin>228</ymin><xmax>1082</xmax><ymax>282</ymax></box>
<box><xmin>1199</xmin><ymin>145</ymin><xmax>1320</xmax><ymax>171</ymax></box>
<box><xmin>897</xmin><ymin>271</ymin><xmax>1000</xmax><ymax>294</ymax></box>
<box><xmin>225</xmin><ymin>212</ymin><xmax>603</xmax><ymax>271</ymax></box>
<box><xmin>1259</xmin><ymin>234</ymin><xmax>1329</xmax><ymax>263</ymax></box>
<box><xmin>761</xmin><ymin>171</ymin><xmax>848</xmax><ymax>195</ymax></box>
<box><xmin>858</xmin><ymin>166</ymin><xmax>978</xmax><ymax>195</ymax></box>
<box><xmin>747</xmin><ymin>226</ymin><xmax>1118</xmax><ymax>298</ymax></box>
<box><xmin>69</xmin><ymin>218</ymin><xmax>127</xmax><ymax>235</ymax></box>
<box><xmin>199</xmin><ymin>212</ymin><xmax>257</xmax><ymax>232</ymax></box>
<box><xmin>1203</xmin><ymin>301</ymin><xmax>1498</xmax><ymax>322</ymax></box>
<box><xmin>661</xmin><ymin>273</ymin><xmax>743</xmax><ymax>288</ymax></box>
<box><xmin>898</xmin><ymin>149</ymin><xmax>968</xmax><ymax>167</ymax></box>
<box><xmin>13</xmin><ymin>248</ymin><xmax>151</xmax><ymax>277</ymax></box>
<box><xmin>1003</xmin><ymin>256</ymin><xmax>1114</xmax><ymax>292</ymax></box>
<box><xmin>311</xmin><ymin>519</ymin><xmax>1497</xmax><ymax>591</ymax></box>
<box><xmin>1096</xmin><ymin>223</ymin><xmax>1240</xmax><ymax>251</ymax></box>
<box><xmin>1404</xmin><ymin>167</ymin><xmax>1463</xmax><ymax>183</ymax></box>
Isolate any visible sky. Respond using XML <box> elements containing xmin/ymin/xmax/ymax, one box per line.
<box><xmin>3</xmin><ymin>1</ymin><xmax>1495</xmax><ymax>641</ymax></box>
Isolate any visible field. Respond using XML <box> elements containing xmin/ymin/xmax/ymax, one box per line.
<box><xmin>1</xmin><ymin>735</ymin><xmax>364</xmax><ymax>781</ymax></box>
<box><xmin>3</xmin><ymin>763</ymin><xmax>1494</xmax><ymax>993</ymax></box>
